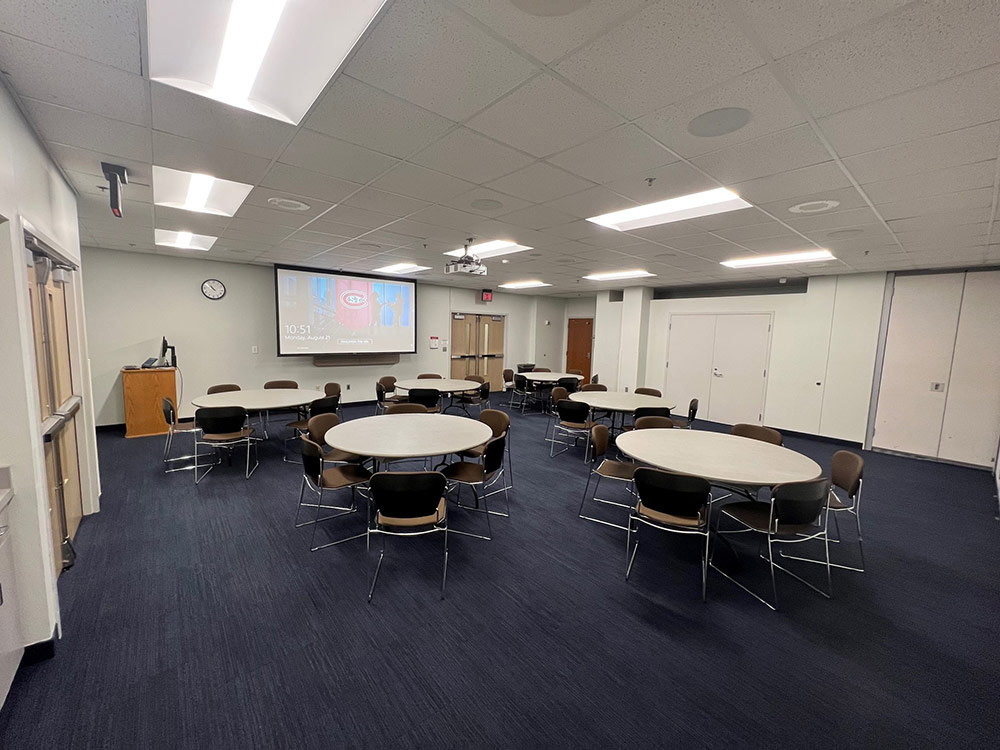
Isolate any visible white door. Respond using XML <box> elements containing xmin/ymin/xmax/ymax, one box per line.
<box><xmin>938</xmin><ymin>270</ymin><xmax>1000</xmax><ymax>466</ymax></box>
<box><xmin>874</xmin><ymin>274</ymin><xmax>965</xmax><ymax>457</ymax></box>
<box><xmin>707</xmin><ymin>314</ymin><xmax>772</xmax><ymax>425</ymax></box>
<box><xmin>664</xmin><ymin>315</ymin><xmax>716</xmax><ymax>415</ymax></box>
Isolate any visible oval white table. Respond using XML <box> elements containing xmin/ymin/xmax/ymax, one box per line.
<box><xmin>393</xmin><ymin>379</ymin><xmax>482</xmax><ymax>415</ymax></box>
<box><xmin>522</xmin><ymin>372</ymin><xmax>583</xmax><ymax>383</ymax></box>
<box><xmin>325</xmin><ymin>414</ymin><xmax>492</xmax><ymax>467</ymax></box>
<box><xmin>191</xmin><ymin>388</ymin><xmax>326</xmax><ymax>410</ymax></box>
<box><xmin>615</xmin><ymin>429</ymin><xmax>821</xmax><ymax>487</ymax></box>
<box><xmin>570</xmin><ymin>391</ymin><xmax>676</xmax><ymax>433</ymax></box>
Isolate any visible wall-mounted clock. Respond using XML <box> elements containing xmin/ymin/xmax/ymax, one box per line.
<box><xmin>201</xmin><ymin>278</ymin><xmax>226</xmax><ymax>300</ymax></box>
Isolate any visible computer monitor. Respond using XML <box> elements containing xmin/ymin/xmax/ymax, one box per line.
<box><xmin>160</xmin><ymin>336</ymin><xmax>176</xmax><ymax>367</ymax></box>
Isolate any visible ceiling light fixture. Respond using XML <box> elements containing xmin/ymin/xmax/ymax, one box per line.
<box><xmin>374</xmin><ymin>263</ymin><xmax>431</xmax><ymax>274</ymax></box>
<box><xmin>582</xmin><ymin>269</ymin><xmax>656</xmax><ymax>281</ymax></box>
<box><xmin>499</xmin><ymin>280</ymin><xmax>551</xmax><ymax>289</ymax></box>
<box><xmin>687</xmin><ymin>107</ymin><xmax>752</xmax><ymax>138</ymax></box>
<box><xmin>720</xmin><ymin>249</ymin><xmax>836</xmax><ymax>268</ymax></box>
<box><xmin>214</xmin><ymin>0</ymin><xmax>288</xmax><ymax>106</ymax></box>
<box><xmin>587</xmin><ymin>188</ymin><xmax>752</xmax><ymax>231</ymax></box>
<box><xmin>788</xmin><ymin>199</ymin><xmax>840</xmax><ymax>214</ymax></box>
<box><xmin>152</xmin><ymin>166</ymin><xmax>253</xmax><ymax>216</ymax></box>
<box><xmin>154</xmin><ymin>229</ymin><xmax>217</xmax><ymax>251</ymax></box>
<box><xmin>444</xmin><ymin>240</ymin><xmax>532</xmax><ymax>259</ymax></box>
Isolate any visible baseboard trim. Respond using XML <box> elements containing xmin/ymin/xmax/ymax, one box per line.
<box><xmin>21</xmin><ymin>632</ymin><xmax>56</xmax><ymax>666</ymax></box>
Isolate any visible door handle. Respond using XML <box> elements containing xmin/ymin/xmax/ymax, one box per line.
<box><xmin>713</xmin><ymin>372</ymin><xmax>723</xmax><ymax>377</ymax></box>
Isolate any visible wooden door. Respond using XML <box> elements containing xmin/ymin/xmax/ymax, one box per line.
<box><xmin>450</xmin><ymin>314</ymin><xmax>477</xmax><ymax>379</ymax></box>
<box><xmin>707</xmin><ymin>314</ymin><xmax>772</xmax><ymax>426</ymax></box>
<box><xmin>566</xmin><ymin>318</ymin><xmax>593</xmax><ymax>381</ymax></box>
<box><xmin>478</xmin><ymin>315</ymin><xmax>505</xmax><ymax>391</ymax></box>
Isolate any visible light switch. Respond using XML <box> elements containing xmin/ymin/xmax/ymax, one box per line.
<box><xmin>930</xmin><ymin>382</ymin><xmax>945</xmax><ymax>392</ymax></box>
<box><xmin>251</xmin><ymin>346</ymin><xmax>259</xmax><ymax>354</ymax></box>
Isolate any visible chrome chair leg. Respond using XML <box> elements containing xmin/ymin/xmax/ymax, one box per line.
<box><xmin>440</xmin><ymin>526</ymin><xmax>449</xmax><ymax>600</ymax></box>
<box><xmin>368</xmin><ymin>535</ymin><xmax>386</xmax><ymax>602</ymax></box>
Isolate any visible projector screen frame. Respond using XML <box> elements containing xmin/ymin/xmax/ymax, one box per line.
<box><xmin>273</xmin><ymin>263</ymin><xmax>419</xmax><ymax>357</ymax></box>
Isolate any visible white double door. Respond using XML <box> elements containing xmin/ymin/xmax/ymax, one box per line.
<box><xmin>664</xmin><ymin>313</ymin><xmax>772</xmax><ymax>426</ymax></box>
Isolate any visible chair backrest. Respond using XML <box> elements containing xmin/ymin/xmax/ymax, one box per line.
<box><xmin>417</xmin><ymin>373</ymin><xmax>442</xmax><ymax>379</ymax></box>
<box><xmin>466</xmin><ymin>374</ymin><xmax>486</xmax><ymax>384</ymax></box>
<box><xmin>369</xmin><ymin>471</ymin><xmax>446</xmax><ymax>521</ymax></box>
<box><xmin>732</xmin><ymin>423</ymin><xmax>783</xmax><ymax>445</ymax></box>
<box><xmin>550</xmin><ymin>386</ymin><xmax>569</xmax><ymax>404</ymax></box>
<box><xmin>634</xmin><ymin>387</ymin><xmax>661</xmax><ymax>397</ymax></box>
<box><xmin>324</xmin><ymin>382</ymin><xmax>342</xmax><ymax>398</ymax></box>
<box><xmin>831</xmin><ymin>450</ymin><xmax>863</xmax><ymax>498</ymax></box>
<box><xmin>407</xmin><ymin>388</ymin><xmax>440</xmax><ymax>409</ymax></box>
<box><xmin>264</xmin><ymin>379</ymin><xmax>298</xmax><ymax>389</ymax></box>
<box><xmin>556</xmin><ymin>399</ymin><xmax>590</xmax><ymax>424</ymax></box>
<box><xmin>309</xmin><ymin>396</ymin><xmax>340</xmax><ymax>418</ymax></box>
<box><xmin>634</xmin><ymin>416</ymin><xmax>675</xmax><ymax>430</ymax></box>
<box><xmin>375</xmin><ymin>381</ymin><xmax>387</xmax><ymax>404</ymax></box>
<box><xmin>386</xmin><ymin>403</ymin><xmax>428</xmax><ymax>414</ymax></box>
<box><xmin>161</xmin><ymin>397</ymin><xmax>177</xmax><ymax>426</ymax></box>
<box><xmin>590</xmin><ymin>373</ymin><xmax>599</xmax><ymax>384</ymax></box>
<box><xmin>195</xmin><ymin>406</ymin><xmax>247</xmax><ymax>435</ymax></box>
<box><xmin>634</xmin><ymin>406</ymin><xmax>672</xmax><ymax>420</ymax></box>
<box><xmin>688</xmin><ymin>398</ymin><xmax>699</xmax><ymax>422</ymax></box>
<box><xmin>300</xmin><ymin>436</ymin><xmax>325</xmax><ymax>485</ymax></box>
<box><xmin>307</xmin><ymin>413</ymin><xmax>340</xmax><ymax>445</ymax></box>
<box><xmin>207</xmin><ymin>383</ymin><xmax>240</xmax><ymax>394</ymax></box>
<box><xmin>533</xmin><ymin>367</ymin><xmax>551</xmax><ymax>372</ymax></box>
<box><xmin>772</xmin><ymin>478</ymin><xmax>832</xmax><ymax>527</ymax></box>
<box><xmin>483</xmin><ymin>435</ymin><xmax>506</xmax><ymax>476</ymax></box>
<box><xmin>378</xmin><ymin>375</ymin><xmax>397</xmax><ymax>391</ymax></box>
<box><xmin>479</xmin><ymin>409</ymin><xmax>510</xmax><ymax>438</ymax></box>
<box><xmin>513</xmin><ymin>374</ymin><xmax>527</xmax><ymax>390</ymax></box>
<box><xmin>589</xmin><ymin>424</ymin><xmax>609</xmax><ymax>462</ymax></box>
<box><xmin>557</xmin><ymin>376</ymin><xmax>579</xmax><ymax>393</ymax></box>
<box><xmin>567</xmin><ymin>369</ymin><xmax>583</xmax><ymax>376</ymax></box>
<box><xmin>581</xmin><ymin>383</ymin><xmax>607</xmax><ymax>392</ymax></box>
<box><xmin>633</xmin><ymin>467</ymin><xmax>711</xmax><ymax>521</ymax></box>
<box><xmin>502</xmin><ymin>368</ymin><xmax>514</xmax><ymax>383</ymax></box>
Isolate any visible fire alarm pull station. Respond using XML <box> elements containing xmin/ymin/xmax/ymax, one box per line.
<box><xmin>430</xmin><ymin>336</ymin><xmax>440</xmax><ymax>350</ymax></box>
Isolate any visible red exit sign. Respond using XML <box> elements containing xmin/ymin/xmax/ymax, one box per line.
<box><xmin>481</xmin><ymin>289</ymin><xmax>493</xmax><ymax>302</ymax></box>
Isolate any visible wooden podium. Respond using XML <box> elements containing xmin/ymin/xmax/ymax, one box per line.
<box><xmin>121</xmin><ymin>368</ymin><xmax>177</xmax><ymax>438</ymax></box>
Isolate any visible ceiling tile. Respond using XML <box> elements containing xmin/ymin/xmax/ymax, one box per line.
<box><xmin>713</xmin><ymin>220</ymin><xmax>798</xmax><ymax>242</ymax></box>
<box><xmin>150</xmin><ymin>83</ymin><xmax>296</xmax><ymax>160</ymax></box>
<box><xmin>544</xmin><ymin>186</ymin><xmax>637</xmax><ymax>220</ymax></box>
<box><xmin>759</xmin><ymin>185</ymin><xmax>870</xmax><ymax>217</ymax></box>
<box><xmin>408</xmin><ymin>205</ymin><xmax>488</xmax><ymax>232</ymax></box>
<box><xmin>279</xmin><ymin>129</ymin><xmax>399</xmax><ymax>183</ymax></box>
<box><xmin>304</xmin><ymin>74</ymin><xmax>454</xmax><ymax>158</ymax></box>
<box><xmin>735</xmin><ymin>235</ymin><xmax>822</xmax><ymax>253</ymax></box>
<box><xmin>410</xmin><ymin>127</ymin><xmax>534</xmax><ymax>184</ymax></box>
<box><xmin>498</xmin><ymin>204</ymin><xmax>578</xmax><ymax>230</ymax></box>
<box><xmin>862</xmin><ymin>160</ymin><xmax>996</xmax><ymax>204</ymax></box>
<box><xmin>65</xmin><ymin>168</ymin><xmax>152</xmax><ymax>203</ymax></box>
<box><xmin>780</xmin><ymin>0</ymin><xmax>1000</xmax><ymax>117</ymax></box>
<box><xmin>243</xmin><ymin>187</ymin><xmax>334</xmax><ymax>222</ymax></box>
<box><xmin>555</xmin><ymin>0</ymin><xmax>762</xmax><ymax>118</ymax></box>
<box><xmin>547</xmin><ymin>125</ymin><xmax>677</xmax><ymax>183</ymax></box>
<box><xmin>231</xmin><ymin>203</ymin><xmax>313</xmax><ymax>230</ymax></box>
<box><xmin>23</xmin><ymin>99</ymin><xmax>151</xmax><ymax>162</ymax></box>
<box><xmin>345</xmin><ymin>0</ymin><xmax>537</xmax><ymax>121</ymax></box>
<box><xmin>466</xmin><ymin>73</ymin><xmax>623</xmax><ymax>157</ymax></box>
<box><xmin>152</xmin><ymin>131</ymin><xmax>272</xmax><ymax>185</ymax></box>
<box><xmin>887</xmin><ymin>207</ymin><xmax>991</xmax><ymax>233</ymax></box>
<box><xmin>785</xmin><ymin>206</ymin><xmax>883</xmax><ymax>232</ymax></box>
<box><xmin>486</xmin><ymin>162</ymin><xmax>594</xmax><ymax>204</ymax></box>
<box><xmin>313</xmin><ymin>204</ymin><xmax>396</xmax><ymax>230</ymax></box>
<box><xmin>341</xmin><ymin>188</ymin><xmax>431</xmax><ymax>217</ymax></box>
<box><xmin>691</xmin><ymin>124</ymin><xmax>831</xmax><ymax>184</ymax></box>
<box><xmin>875</xmin><ymin>187</ymin><xmax>995</xmax><ymax>221</ymax></box>
<box><xmin>442</xmin><ymin>187</ymin><xmax>532</xmax><ymax>218</ymax></box>
<box><xmin>604</xmin><ymin>161</ymin><xmax>720</xmax><ymax>205</ymax></box>
<box><xmin>732</xmin><ymin>162</ymin><xmax>853</xmax><ymax>204</ymax></box>
<box><xmin>259</xmin><ymin>163</ymin><xmax>362</xmax><ymax>204</ymax></box>
<box><xmin>369</xmin><ymin>163</ymin><xmax>477</xmax><ymax>202</ymax></box>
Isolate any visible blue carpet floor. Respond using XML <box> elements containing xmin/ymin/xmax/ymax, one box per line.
<box><xmin>0</xmin><ymin>403</ymin><xmax>998</xmax><ymax>749</ymax></box>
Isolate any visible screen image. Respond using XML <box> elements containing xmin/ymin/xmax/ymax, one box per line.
<box><xmin>275</xmin><ymin>266</ymin><xmax>417</xmax><ymax>355</ymax></box>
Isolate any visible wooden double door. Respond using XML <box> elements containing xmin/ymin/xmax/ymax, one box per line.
<box><xmin>450</xmin><ymin>313</ymin><xmax>505</xmax><ymax>391</ymax></box>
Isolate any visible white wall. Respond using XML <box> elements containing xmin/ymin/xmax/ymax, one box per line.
<box><xmin>81</xmin><ymin>247</ymin><xmax>565</xmax><ymax>423</ymax></box>
<box><xmin>530</xmin><ymin>296</ymin><xmax>566</xmax><ymax>371</ymax></box>
<box><xmin>594</xmin><ymin>274</ymin><xmax>886</xmax><ymax>442</ymax></box>
<box><xmin>0</xmin><ymin>79</ymin><xmax>95</xmax><ymax>680</ymax></box>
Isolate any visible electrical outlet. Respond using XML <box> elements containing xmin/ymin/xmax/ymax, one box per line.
<box><xmin>251</xmin><ymin>345</ymin><xmax>258</xmax><ymax>354</ymax></box>
<box><xmin>346</xmin><ymin>384</ymin><xmax>350</xmax><ymax>390</ymax></box>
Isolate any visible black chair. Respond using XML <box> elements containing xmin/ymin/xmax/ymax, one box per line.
<box><xmin>624</xmin><ymin>405</ymin><xmax>673</xmax><ymax>431</ymax></box>
<box><xmin>367</xmin><ymin>471</ymin><xmax>449</xmax><ymax>601</ymax></box>
<box><xmin>459</xmin><ymin>382</ymin><xmax>491</xmax><ymax>413</ymax></box>
<box><xmin>407</xmin><ymin>388</ymin><xmax>441</xmax><ymax>413</ymax></box>
<box><xmin>283</xmin><ymin>396</ymin><xmax>341</xmax><ymax>462</ymax></box>
<box><xmin>193</xmin><ymin>406</ymin><xmax>257</xmax><ymax>483</ymax></box>
<box><xmin>628</xmin><ymin>468</ymin><xmax>713</xmax><ymax>601</ymax></box>
<box><xmin>299</xmin><ymin>437</ymin><xmax>371</xmax><ymax>551</ymax></box>
<box><xmin>557</xmin><ymin>376</ymin><xmax>579</xmax><ymax>394</ymax></box>
<box><xmin>547</xmin><ymin>399</ymin><xmax>593</xmax><ymax>460</ymax></box>
<box><xmin>671</xmin><ymin>398</ymin><xmax>699</xmax><ymax>429</ymax></box>
<box><xmin>509</xmin><ymin>374</ymin><xmax>528</xmax><ymax>411</ymax></box>
<box><xmin>442</xmin><ymin>435</ymin><xmax>509</xmax><ymax>540</ymax></box>
<box><xmin>711</xmin><ymin>477</ymin><xmax>833</xmax><ymax>610</ymax></box>
<box><xmin>161</xmin><ymin>397</ymin><xmax>198</xmax><ymax>473</ymax></box>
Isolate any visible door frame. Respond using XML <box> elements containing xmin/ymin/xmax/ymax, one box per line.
<box><xmin>565</xmin><ymin>317</ymin><xmax>593</xmax><ymax>381</ymax></box>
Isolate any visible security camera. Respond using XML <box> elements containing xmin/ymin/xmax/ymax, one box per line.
<box><xmin>100</xmin><ymin>162</ymin><xmax>128</xmax><ymax>218</ymax></box>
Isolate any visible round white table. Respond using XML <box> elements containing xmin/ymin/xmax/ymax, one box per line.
<box><xmin>325</xmin><ymin>414</ymin><xmax>492</xmax><ymax>461</ymax></box>
<box><xmin>522</xmin><ymin>372</ymin><xmax>583</xmax><ymax>383</ymax></box>
<box><xmin>393</xmin><ymin>379</ymin><xmax>480</xmax><ymax>393</ymax></box>
<box><xmin>570</xmin><ymin>390</ymin><xmax>676</xmax><ymax>433</ymax></box>
<box><xmin>191</xmin><ymin>388</ymin><xmax>325</xmax><ymax>410</ymax></box>
<box><xmin>615</xmin><ymin>429</ymin><xmax>821</xmax><ymax>487</ymax></box>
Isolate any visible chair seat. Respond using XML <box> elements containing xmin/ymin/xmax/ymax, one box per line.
<box><xmin>636</xmin><ymin>501</ymin><xmax>704</xmax><ymax>529</ymax></box>
<box><xmin>441</xmin><ymin>461</ymin><xmax>486</xmax><ymax>484</ymax></box>
<box><xmin>326</xmin><ymin>448</ymin><xmax>364</xmax><ymax>464</ymax></box>
<box><xmin>559</xmin><ymin>420</ymin><xmax>595</xmax><ymax>430</ymax></box>
<box><xmin>286</xmin><ymin>419</ymin><xmax>309</xmax><ymax>430</ymax></box>
<box><xmin>172</xmin><ymin>420</ymin><xmax>198</xmax><ymax>433</ymax></box>
<box><xmin>377</xmin><ymin>498</ymin><xmax>446</xmax><ymax>528</ymax></box>
<box><xmin>828</xmin><ymin>494</ymin><xmax>850</xmax><ymax>510</ymax></box>
<box><xmin>319</xmin><ymin>463</ymin><xmax>371</xmax><ymax>490</ymax></box>
<box><xmin>459</xmin><ymin>443</ymin><xmax>486</xmax><ymax>459</ymax></box>
<box><xmin>595</xmin><ymin>459</ymin><xmax>635</xmax><ymax>481</ymax></box>
<box><xmin>386</xmin><ymin>394</ymin><xmax>408</xmax><ymax>403</ymax></box>
<box><xmin>202</xmin><ymin>427</ymin><xmax>254</xmax><ymax>442</ymax></box>
<box><xmin>722</xmin><ymin>501</ymin><xmax>818</xmax><ymax>535</ymax></box>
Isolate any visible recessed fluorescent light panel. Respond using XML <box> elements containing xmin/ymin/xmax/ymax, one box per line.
<box><xmin>721</xmin><ymin>249</ymin><xmax>836</xmax><ymax>268</ymax></box>
<box><xmin>499</xmin><ymin>280</ymin><xmax>551</xmax><ymax>289</ymax></box>
<box><xmin>444</xmin><ymin>240</ymin><xmax>532</xmax><ymax>259</ymax></box>
<box><xmin>583</xmin><ymin>270</ymin><xmax>656</xmax><ymax>281</ymax></box>
<box><xmin>374</xmin><ymin>263</ymin><xmax>431</xmax><ymax>274</ymax></box>
<box><xmin>154</xmin><ymin>229</ymin><xmax>217</xmax><ymax>251</ymax></box>
<box><xmin>147</xmin><ymin>0</ymin><xmax>389</xmax><ymax>124</ymax></box>
<box><xmin>152</xmin><ymin>166</ymin><xmax>253</xmax><ymax>216</ymax></box>
<box><xmin>587</xmin><ymin>188</ymin><xmax>752</xmax><ymax>231</ymax></box>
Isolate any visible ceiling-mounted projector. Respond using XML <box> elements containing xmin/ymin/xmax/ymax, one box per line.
<box><xmin>445</xmin><ymin>238</ymin><xmax>487</xmax><ymax>275</ymax></box>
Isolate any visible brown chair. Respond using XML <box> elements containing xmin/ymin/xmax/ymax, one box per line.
<box><xmin>283</xmin><ymin>395</ymin><xmax>341</xmax><ymax>461</ymax></box>
<box><xmin>378</xmin><ymin>375</ymin><xmax>397</xmax><ymax>391</ymax></box>
<box><xmin>193</xmin><ymin>406</ymin><xmax>257</xmax><ymax>483</ymax></box>
<box><xmin>460</xmin><ymin>409</ymin><xmax>509</xmax><ymax>459</ymax></box>
<box><xmin>375</xmin><ymin>380</ymin><xmax>407</xmax><ymax>414</ymax></box>
<box><xmin>634</xmin><ymin>387</ymin><xmax>661</xmax><ymax>397</ymax></box>
<box><xmin>442</xmin><ymin>435</ymin><xmax>509</xmax><ymax>539</ymax></box>
<box><xmin>502</xmin><ymin>368</ymin><xmax>515</xmax><ymax>393</ymax></box>
<box><xmin>207</xmin><ymin>383</ymin><xmax>240</xmax><ymax>394</ymax></box>
<box><xmin>581</xmin><ymin>383</ymin><xmax>607</xmax><ymax>392</ymax></box>
<box><xmin>567</xmin><ymin>369</ymin><xmax>583</xmax><ymax>376</ymax></box>
<box><xmin>417</xmin><ymin>373</ymin><xmax>442</xmax><ymax>379</ymax></box>
<box><xmin>465</xmin><ymin>374</ymin><xmax>486</xmax><ymax>384</ymax></box>
<box><xmin>366</xmin><ymin>471</ymin><xmax>449</xmax><ymax>601</ymax></box>
<box><xmin>458</xmin><ymin>381</ymin><xmax>491</xmax><ymax>413</ymax></box>
<box><xmin>264</xmin><ymin>379</ymin><xmax>298</xmax><ymax>389</ymax></box>
<box><xmin>628</xmin><ymin>467</ymin><xmax>713</xmax><ymax>601</ymax></box>
<box><xmin>671</xmin><ymin>398</ymin><xmax>699</xmax><ymax>429</ymax></box>
<box><xmin>578</xmin><ymin>424</ymin><xmax>635</xmax><ymax>531</ymax></box>
<box><xmin>532</xmin><ymin>367</ymin><xmax>551</xmax><ymax>372</ymax></box>
<box><xmin>306</xmin><ymin>413</ymin><xmax>364</xmax><ymax>465</ymax></box>
<box><xmin>161</xmin><ymin>397</ymin><xmax>197</xmax><ymax>473</ymax></box>
<box><xmin>732</xmin><ymin>423</ymin><xmax>783</xmax><ymax>446</ymax></box>
<box><xmin>386</xmin><ymin>403</ymin><xmax>429</xmax><ymax>415</ymax></box>
<box><xmin>623</xmin><ymin>406</ymin><xmax>672</xmax><ymax>432</ymax></box>
<box><xmin>712</xmin><ymin>477</ymin><xmax>833</xmax><ymax>610</ymax></box>
<box><xmin>324</xmin><ymin>382</ymin><xmax>342</xmax><ymax>398</ymax></box>
<box><xmin>634</xmin><ymin>416</ymin><xmax>675</xmax><ymax>430</ymax></box>
<box><xmin>550</xmin><ymin>386</ymin><xmax>569</xmax><ymax>405</ymax></box>
<box><xmin>298</xmin><ymin>436</ymin><xmax>370</xmax><ymax>551</ymax></box>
